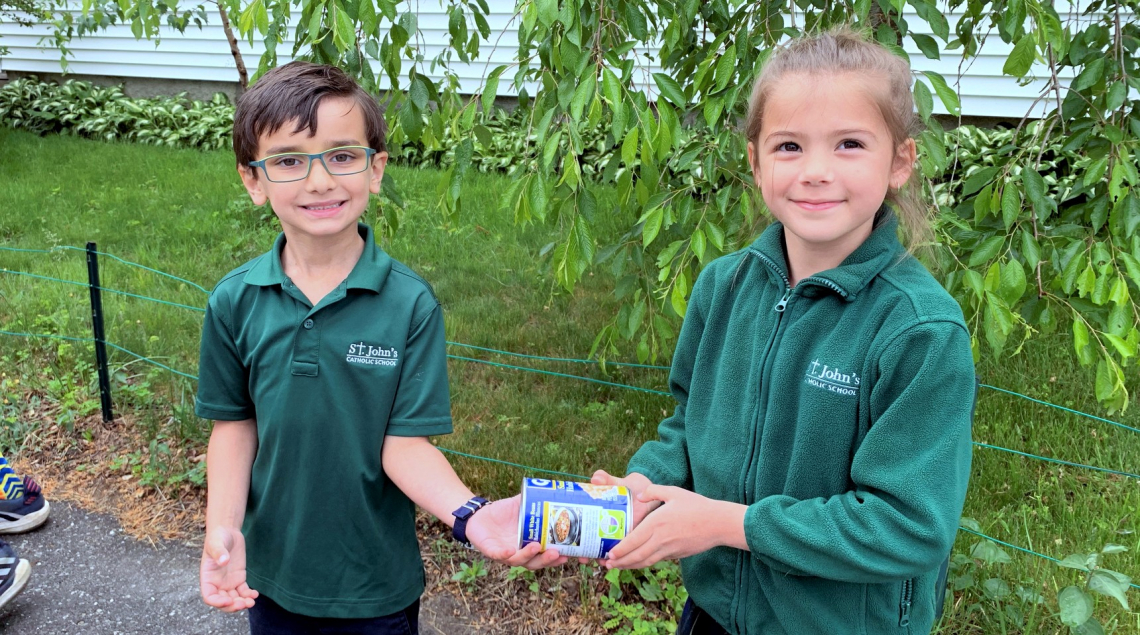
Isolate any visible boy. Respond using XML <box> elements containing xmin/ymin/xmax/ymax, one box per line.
<box><xmin>196</xmin><ymin>61</ymin><xmax>563</xmax><ymax>633</ymax></box>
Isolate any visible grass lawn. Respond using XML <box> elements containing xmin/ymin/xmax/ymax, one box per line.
<box><xmin>1</xmin><ymin>128</ymin><xmax>1138</xmax><ymax>633</ymax></box>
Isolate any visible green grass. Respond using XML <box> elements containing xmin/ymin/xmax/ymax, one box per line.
<box><xmin>1</xmin><ymin>128</ymin><xmax>1138</xmax><ymax>633</ymax></box>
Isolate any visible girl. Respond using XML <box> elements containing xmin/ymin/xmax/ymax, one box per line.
<box><xmin>593</xmin><ymin>28</ymin><xmax>975</xmax><ymax>634</ymax></box>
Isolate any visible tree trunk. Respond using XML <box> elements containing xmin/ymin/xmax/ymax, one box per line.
<box><xmin>216</xmin><ymin>1</ymin><xmax>248</xmax><ymax>91</ymax></box>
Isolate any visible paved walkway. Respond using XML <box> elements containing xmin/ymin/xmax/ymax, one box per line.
<box><xmin>0</xmin><ymin>501</ymin><xmax>472</xmax><ymax>634</ymax></box>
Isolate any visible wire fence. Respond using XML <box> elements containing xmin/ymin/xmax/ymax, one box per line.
<box><xmin>3</xmin><ymin>243</ymin><xmax>1139</xmax><ymax>589</ymax></box>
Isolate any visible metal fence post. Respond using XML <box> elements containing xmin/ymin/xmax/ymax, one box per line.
<box><xmin>85</xmin><ymin>242</ymin><xmax>114</xmax><ymax>423</ymax></box>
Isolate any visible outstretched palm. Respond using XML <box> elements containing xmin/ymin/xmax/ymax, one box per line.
<box><xmin>465</xmin><ymin>495</ymin><xmax>568</xmax><ymax>569</ymax></box>
<box><xmin>200</xmin><ymin>526</ymin><xmax>258</xmax><ymax>612</ymax></box>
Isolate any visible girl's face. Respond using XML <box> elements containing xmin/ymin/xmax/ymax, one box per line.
<box><xmin>748</xmin><ymin>72</ymin><xmax>915</xmax><ymax>262</ymax></box>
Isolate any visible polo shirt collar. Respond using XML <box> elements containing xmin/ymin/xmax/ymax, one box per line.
<box><xmin>242</xmin><ymin>223</ymin><xmax>392</xmax><ymax>294</ymax></box>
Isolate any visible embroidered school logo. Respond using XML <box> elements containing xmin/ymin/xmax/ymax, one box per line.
<box><xmin>346</xmin><ymin>342</ymin><xmax>399</xmax><ymax>367</ymax></box>
<box><xmin>804</xmin><ymin>359</ymin><xmax>860</xmax><ymax>397</ymax></box>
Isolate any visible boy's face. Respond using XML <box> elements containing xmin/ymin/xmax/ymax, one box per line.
<box><xmin>239</xmin><ymin>96</ymin><xmax>388</xmax><ymax>240</ymax></box>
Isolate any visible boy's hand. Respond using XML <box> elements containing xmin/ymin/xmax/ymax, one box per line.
<box><xmin>603</xmin><ymin>486</ymin><xmax>747</xmax><ymax>570</ymax></box>
<box><xmin>465</xmin><ymin>495</ymin><xmax>569</xmax><ymax>570</ymax></box>
<box><xmin>201</xmin><ymin>526</ymin><xmax>259</xmax><ymax>612</ymax></box>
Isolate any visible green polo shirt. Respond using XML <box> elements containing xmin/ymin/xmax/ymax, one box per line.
<box><xmin>195</xmin><ymin>223</ymin><xmax>452</xmax><ymax>619</ymax></box>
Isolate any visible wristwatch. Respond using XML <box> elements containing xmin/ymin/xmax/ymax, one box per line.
<box><xmin>451</xmin><ymin>496</ymin><xmax>490</xmax><ymax>548</ymax></box>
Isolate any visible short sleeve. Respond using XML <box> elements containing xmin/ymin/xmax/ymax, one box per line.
<box><xmin>195</xmin><ymin>299</ymin><xmax>254</xmax><ymax>421</ymax></box>
<box><xmin>386</xmin><ymin>301</ymin><xmax>453</xmax><ymax>437</ymax></box>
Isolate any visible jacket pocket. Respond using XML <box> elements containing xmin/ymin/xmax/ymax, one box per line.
<box><xmin>899</xmin><ymin>578</ymin><xmax>915</xmax><ymax>630</ymax></box>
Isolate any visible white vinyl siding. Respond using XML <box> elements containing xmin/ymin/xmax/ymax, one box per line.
<box><xmin>0</xmin><ymin>6</ymin><xmax>1091</xmax><ymax>118</ymax></box>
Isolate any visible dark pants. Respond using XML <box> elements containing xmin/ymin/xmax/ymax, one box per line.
<box><xmin>248</xmin><ymin>595</ymin><xmax>419</xmax><ymax>635</ymax></box>
<box><xmin>677</xmin><ymin>600</ymin><xmax>730</xmax><ymax>635</ymax></box>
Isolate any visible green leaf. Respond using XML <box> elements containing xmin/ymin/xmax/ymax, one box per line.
<box><xmin>535</xmin><ymin>0</ymin><xmax>557</xmax><ymax>27</ymax></box>
<box><xmin>970</xmin><ymin>541</ymin><xmax>1012</xmax><ymax>564</ymax></box>
<box><xmin>1107</xmin><ymin>80</ymin><xmax>1128</xmax><ymax>111</ymax></box>
<box><xmin>671</xmin><ymin>271</ymin><xmax>688</xmax><ymax>318</ymax></box>
<box><xmin>1095</xmin><ymin>358</ymin><xmax>1117</xmax><ymax>402</ymax></box>
<box><xmin>482</xmin><ymin>65</ymin><xmax>504</xmax><ymax>115</ymax></box>
<box><xmin>1077</xmin><ymin>262</ymin><xmax>1096</xmax><ymax>298</ymax></box>
<box><xmin>1059</xmin><ymin>553</ymin><xmax>1091</xmax><ymax>571</ymax></box>
<box><xmin>690</xmin><ymin>227</ymin><xmax>706</xmax><ymax>261</ymax></box>
<box><xmin>642</xmin><ymin>207</ymin><xmax>663</xmax><ymax>247</ymax></box>
<box><xmin>621</xmin><ymin>126</ymin><xmax>639</xmax><ymax>166</ymax></box>
<box><xmin>914</xmin><ymin>80</ymin><xmax>934</xmax><ymax>122</ymax></box>
<box><xmin>713</xmin><ymin>44</ymin><xmax>736</xmax><ymax>91</ymax></box>
<box><xmin>982</xmin><ymin>578</ymin><xmax>1011</xmax><ymax>600</ymax></box>
<box><xmin>542</xmin><ymin>129</ymin><xmax>561</xmax><ymax>171</ymax></box>
<box><xmin>1103</xmin><ymin>333</ymin><xmax>1136</xmax><ymax>358</ymax></box>
<box><xmin>911</xmin><ymin>33</ymin><xmax>940</xmax><ymax>60</ymax></box>
<box><xmin>1019</xmin><ymin>229</ymin><xmax>1040</xmax><ymax>268</ymax></box>
<box><xmin>1003</xmin><ymin>35</ymin><xmax>1036</xmax><ymax>76</ymax></box>
<box><xmin>1071</xmin><ymin>618</ymin><xmax>1107</xmax><ymax>635</ymax></box>
<box><xmin>1001</xmin><ymin>184</ymin><xmax>1021</xmax><ymax>229</ymax></box>
<box><xmin>999</xmin><ymin>260</ymin><xmax>1027</xmax><ymax>305</ymax></box>
<box><xmin>1072</xmin><ymin>57</ymin><xmax>1106</xmax><ymax>92</ymax></box>
<box><xmin>704</xmin><ymin>221</ymin><xmax>725</xmax><ymax>251</ymax></box>
<box><xmin>358</xmin><ymin>0</ymin><xmax>377</xmax><ymax>36</ymax></box>
<box><xmin>1102</xmin><ymin>544</ymin><xmax>1129</xmax><ymax>554</ymax></box>
<box><xmin>1022</xmin><ymin>168</ymin><xmax>1046</xmax><ymax>213</ymax></box>
<box><xmin>1058</xmin><ymin>586</ymin><xmax>1094</xmax><ymax>627</ymax></box>
<box><xmin>601</xmin><ymin>67</ymin><xmax>621</xmax><ymax>105</ymax></box>
<box><xmin>408</xmin><ymin>75</ymin><xmax>428</xmax><ymax>110</ymax></box>
<box><xmin>963</xmin><ymin>167</ymin><xmax>999</xmax><ymax>196</ymax></box>
<box><xmin>333</xmin><ymin>2</ymin><xmax>355</xmax><ymax>51</ymax></box>
<box><xmin>969</xmin><ymin>236</ymin><xmax>1004</xmax><ymax>266</ymax></box>
<box><xmin>1073</xmin><ymin>319</ymin><xmax>1095</xmax><ymax>365</ymax></box>
<box><xmin>398</xmin><ymin>11</ymin><xmax>417</xmax><ymax>39</ymax></box>
<box><xmin>923</xmin><ymin>71</ymin><xmax>960</xmax><ymax>116</ymax></box>
<box><xmin>652</xmin><ymin>73</ymin><xmax>687</xmax><ymax>108</ymax></box>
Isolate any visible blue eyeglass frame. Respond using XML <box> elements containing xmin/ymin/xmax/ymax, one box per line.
<box><xmin>248</xmin><ymin>146</ymin><xmax>378</xmax><ymax>183</ymax></box>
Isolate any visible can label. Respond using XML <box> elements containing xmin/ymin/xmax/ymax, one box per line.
<box><xmin>517</xmin><ymin>478</ymin><xmax>631</xmax><ymax>559</ymax></box>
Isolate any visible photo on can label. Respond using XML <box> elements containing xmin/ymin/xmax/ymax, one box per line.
<box><xmin>548</xmin><ymin>506</ymin><xmax>582</xmax><ymax>546</ymax></box>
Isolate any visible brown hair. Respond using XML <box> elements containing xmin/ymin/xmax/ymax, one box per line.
<box><xmin>233</xmin><ymin>61</ymin><xmax>387</xmax><ymax>175</ymax></box>
<box><xmin>744</xmin><ymin>27</ymin><xmax>929</xmax><ymax>250</ymax></box>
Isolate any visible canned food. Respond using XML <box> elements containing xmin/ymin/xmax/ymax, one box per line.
<box><xmin>517</xmin><ymin>478</ymin><xmax>632</xmax><ymax>559</ymax></box>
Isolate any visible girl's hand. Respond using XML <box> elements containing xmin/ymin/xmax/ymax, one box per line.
<box><xmin>591</xmin><ymin>470</ymin><xmax>660</xmax><ymax>527</ymax></box>
<box><xmin>200</xmin><ymin>526</ymin><xmax>259</xmax><ymax>612</ymax></box>
<box><xmin>603</xmin><ymin>486</ymin><xmax>748</xmax><ymax>570</ymax></box>
<box><xmin>465</xmin><ymin>495</ymin><xmax>570</xmax><ymax>570</ymax></box>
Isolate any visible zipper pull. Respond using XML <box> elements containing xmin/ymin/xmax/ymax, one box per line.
<box><xmin>774</xmin><ymin>288</ymin><xmax>792</xmax><ymax>312</ymax></box>
<box><xmin>899</xmin><ymin>600</ymin><xmax>911</xmax><ymax>627</ymax></box>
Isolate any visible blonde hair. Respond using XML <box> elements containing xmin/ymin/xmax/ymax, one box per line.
<box><xmin>744</xmin><ymin>27</ymin><xmax>929</xmax><ymax>251</ymax></box>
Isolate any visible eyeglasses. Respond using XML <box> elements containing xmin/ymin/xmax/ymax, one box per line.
<box><xmin>249</xmin><ymin>146</ymin><xmax>378</xmax><ymax>183</ymax></box>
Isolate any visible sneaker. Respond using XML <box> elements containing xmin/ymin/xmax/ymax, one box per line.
<box><xmin>0</xmin><ymin>477</ymin><xmax>49</xmax><ymax>534</ymax></box>
<box><xmin>0</xmin><ymin>541</ymin><xmax>30</xmax><ymax>612</ymax></box>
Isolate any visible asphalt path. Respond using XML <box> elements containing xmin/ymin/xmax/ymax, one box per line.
<box><xmin>0</xmin><ymin>500</ymin><xmax>247</xmax><ymax>634</ymax></box>
<box><xmin>0</xmin><ymin>501</ymin><xmax>473</xmax><ymax>634</ymax></box>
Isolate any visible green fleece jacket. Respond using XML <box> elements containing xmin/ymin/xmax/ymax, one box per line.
<box><xmin>627</xmin><ymin>212</ymin><xmax>975</xmax><ymax>635</ymax></box>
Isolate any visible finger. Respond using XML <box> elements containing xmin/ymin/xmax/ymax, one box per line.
<box><xmin>237</xmin><ymin>583</ymin><xmax>259</xmax><ymax>600</ymax></box>
<box><xmin>637</xmin><ymin>484</ymin><xmax>675</xmax><ymax>503</ymax></box>
<box><xmin>607</xmin><ymin>540</ymin><xmax>664</xmax><ymax>570</ymax></box>
<box><xmin>504</xmin><ymin>542</ymin><xmax>545</xmax><ymax>567</ymax></box>
<box><xmin>606</xmin><ymin>524</ymin><xmax>654</xmax><ymax>561</ymax></box>
<box><xmin>522</xmin><ymin>549</ymin><xmax>566</xmax><ymax>570</ymax></box>
<box><xmin>203</xmin><ymin>591</ymin><xmax>236</xmax><ymax>609</ymax></box>
<box><xmin>591</xmin><ymin>469</ymin><xmax>615</xmax><ymax>485</ymax></box>
<box><xmin>204</xmin><ymin>535</ymin><xmax>231</xmax><ymax>566</ymax></box>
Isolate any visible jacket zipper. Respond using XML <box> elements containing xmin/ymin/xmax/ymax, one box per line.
<box><xmin>735</xmin><ymin>251</ymin><xmax>850</xmax><ymax>632</ymax></box>
<box><xmin>899</xmin><ymin>578</ymin><xmax>914</xmax><ymax>627</ymax></box>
